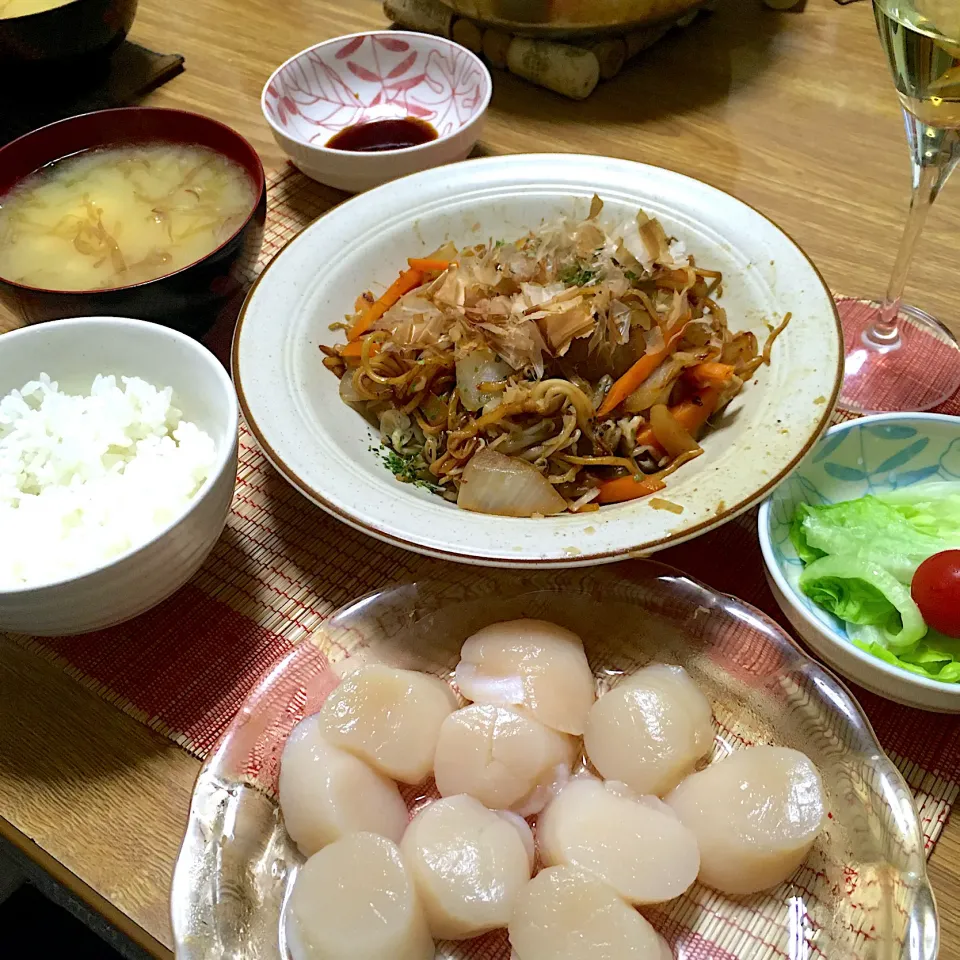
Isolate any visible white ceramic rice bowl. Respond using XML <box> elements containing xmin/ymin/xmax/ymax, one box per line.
<box><xmin>0</xmin><ymin>317</ymin><xmax>238</xmax><ymax>636</ymax></box>
<box><xmin>234</xmin><ymin>154</ymin><xmax>842</xmax><ymax>566</ymax></box>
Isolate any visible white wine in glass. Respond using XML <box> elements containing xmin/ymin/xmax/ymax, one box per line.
<box><xmin>842</xmin><ymin>0</ymin><xmax>960</xmax><ymax>412</ymax></box>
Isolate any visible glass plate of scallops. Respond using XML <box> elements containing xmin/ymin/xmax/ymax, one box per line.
<box><xmin>170</xmin><ymin>562</ymin><xmax>937</xmax><ymax>960</ymax></box>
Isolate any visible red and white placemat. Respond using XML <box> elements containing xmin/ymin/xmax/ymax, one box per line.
<box><xmin>8</xmin><ymin>166</ymin><xmax>959</xmax><ymax>857</ymax></box>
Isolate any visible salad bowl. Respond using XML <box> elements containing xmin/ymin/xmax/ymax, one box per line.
<box><xmin>760</xmin><ymin>413</ymin><xmax>960</xmax><ymax>712</ymax></box>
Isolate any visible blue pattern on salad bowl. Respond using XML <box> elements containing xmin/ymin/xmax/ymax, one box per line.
<box><xmin>759</xmin><ymin>413</ymin><xmax>960</xmax><ymax>712</ymax></box>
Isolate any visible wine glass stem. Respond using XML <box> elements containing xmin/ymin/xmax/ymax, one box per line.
<box><xmin>868</xmin><ymin>114</ymin><xmax>960</xmax><ymax>349</ymax></box>
<box><xmin>870</xmin><ymin>164</ymin><xmax>936</xmax><ymax>344</ymax></box>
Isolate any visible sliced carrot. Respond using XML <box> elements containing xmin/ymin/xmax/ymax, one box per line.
<box><xmin>634</xmin><ymin>385</ymin><xmax>723</xmax><ymax>451</ymax></box>
<box><xmin>685</xmin><ymin>362</ymin><xmax>735</xmax><ymax>387</ymax></box>
<box><xmin>340</xmin><ymin>339</ymin><xmax>380</xmax><ymax>360</ymax></box>
<box><xmin>407</xmin><ymin>257</ymin><xmax>452</xmax><ymax>272</ymax></box>
<box><xmin>597</xmin><ymin>319</ymin><xmax>687</xmax><ymax>418</ymax></box>
<box><xmin>668</xmin><ymin>384</ymin><xmax>723</xmax><ymax>433</ymax></box>
<box><xmin>598</xmin><ymin>389</ymin><xmax>721</xmax><ymax>505</ymax></box>
<box><xmin>347</xmin><ymin>267</ymin><xmax>424</xmax><ymax>341</ymax></box>
<box><xmin>596</xmin><ymin>474</ymin><xmax>667</xmax><ymax>504</ymax></box>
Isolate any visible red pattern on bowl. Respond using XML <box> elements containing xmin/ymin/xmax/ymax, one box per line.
<box><xmin>263</xmin><ymin>32</ymin><xmax>489</xmax><ymax>146</ymax></box>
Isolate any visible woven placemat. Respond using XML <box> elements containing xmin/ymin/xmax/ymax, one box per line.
<box><xmin>7</xmin><ymin>166</ymin><xmax>959</xmax><ymax>861</ymax></box>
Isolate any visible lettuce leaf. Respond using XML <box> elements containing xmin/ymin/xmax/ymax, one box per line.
<box><xmin>789</xmin><ymin>504</ymin><xmax>827</xmax><ymax>564</ymax></box>
<box><xmin>791</xmin><ymin>495</ymin><xmax>952</xmax><ymax>584</ymax></box>
<box><xmin>853</xmin><ymin>634</ymin><xmax>960</xmax><ymax>683</ymax></box>
<box><xmin>876</xmin><ymin>482</ymin><xmax>960</xmax><ymax>538</ymax></box>
<box><xmin>790</xmin><ymin>482</ymin><xmax>960</xmax><ymax>677</ymax></box>
<box><xmin>798</xmin><ymin>554</ymin><xmax>927</xmax><ymax>650</ymax></box>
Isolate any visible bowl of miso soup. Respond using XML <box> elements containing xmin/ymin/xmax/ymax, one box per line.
<box><xmin>0</xmin><ymin>0</ymin><xmax>136</xmax><ymax>69</ymax></box>
<box><xmin>0</xmin><ymin>107</ymin><xmax>266</xmax><ymax>337</ymax></box>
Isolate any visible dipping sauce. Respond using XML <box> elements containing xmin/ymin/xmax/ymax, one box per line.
<box><xmin>0</xmin><ymin>143</ymin><xmax>257</xmax><ymax>291</ymax></box>
<box><xmin>326</xmin><ymin>117</ymin><xmax>438</xmax><ymax>152</ymax></box>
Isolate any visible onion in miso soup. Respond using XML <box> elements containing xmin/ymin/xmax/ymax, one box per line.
<box><xmin>0</xmin><ymin>144</ymin><xmax>257</xmax><ymax>291</ymax></box>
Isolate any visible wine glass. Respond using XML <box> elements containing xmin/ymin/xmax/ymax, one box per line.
<box><xmin>841</xmin><ymin>0</ymin><xmax>960</xmax><ymax>412</ymax></box>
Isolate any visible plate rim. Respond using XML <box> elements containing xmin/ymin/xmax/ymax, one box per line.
<box><xmin>233</xmin><ymin>154</ymin><xmax>843</xmax><ymax>566</ymax></box>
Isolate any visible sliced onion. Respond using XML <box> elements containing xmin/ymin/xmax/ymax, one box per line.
<box><xmin>338</xmin><ymin>371</ymin><xmax>364</xmax><ymax>403</ymax></box>
<box><xmin>495</xmin><ymin>420</ymin><xmax>557</xmax><ymax>455</ymax></box>
<box><xmin>419</xmin><ymin>392</ymin><xmax>447</xmax><ymax>424</ymax></box>
<box><xmin>456</xmin><ymin>347</ymin><xmax>513</xmax><ymax>412</ymax></box>
<box><xmin>609</xmin><ymin>300</ymin><xmax>632</xmax><ymax>344</ymax></box>
<box><xmin>623</xmin><ymin>358</ymin><xmax>685</xmax><ymax>414</ymax></box>
<box><xmin>649</xmin><ymin>403</ymin><xmax>702</xmax><ymax>458</ymax></box>
<box><xmin>426</xmin><ymin>240</ymin><xmax>458</xmax><ymax>261</ymax></box>
<box><xmin>457</xmin><ymin>448</ymin><xmax>567</xmax><ymax>517</ymax></box>
<box><xmin>720</xmin><ymin>331</ymin><xmax>759</xmax><ymax>367</ymax></box>
<box><xmin>644</xmin><ymin>325</ymin><xmax>665</xmax><ymax>353</ymax></box>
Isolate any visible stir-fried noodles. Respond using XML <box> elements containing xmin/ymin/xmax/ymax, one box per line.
<box><xmin>321</xmin><ymin>198</ymin><xmax>789</xmax><ymax>516</ymax></box>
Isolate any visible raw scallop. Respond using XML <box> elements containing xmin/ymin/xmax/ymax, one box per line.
<box><xmin>538</xmin><ymin>778</ymin><xmax>700</xmax><ymax>905</ymax></box>
<box><xmin>665</xmin><ymin>745</ymin><xmax>827</xmax><ymax>895</ymax></box>
<box><xmin>316</xmin><ymin>664</ymin><xmax>458</xmax><ymax>783</ymax></box>
<box><xmin>455</xmin><ymin>619</ymin><xmax>595</xmax><ymax>735</ymax></box>
<box><xmin>400</xmin><ymin>794</ymin><xmax>534</xmax><ymax>939</ymax></box>
<box><xmin>508</xmin><ymin>865</ymin><xmax>664</xmax><ymax>960</ymax></box>
<box><xmin>584</xmin><ymin>663</ymin><xmax>714</xmax><ymax>797</ymax></box>
<box><xmin>434</xmin><ymin>703</ymin><xmax>577</xmax><ymax>815</ymax></box>
<box><xmin>279</xmin><ymin>716</ymin><xmax>408</xmax><ymax>856</ymax></box>
<box><xmin>285</xmin><ymin>832</ymin><xmax>433</xmax><ymax>960</ymax></box>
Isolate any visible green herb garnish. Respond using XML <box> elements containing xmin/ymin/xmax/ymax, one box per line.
<box><xmin>381</xmin><ymin>449</ymin><xmax>442</xmax><ymax>492</ymax></box>
<box><xmin>624</xmin><ymin>269</ymin><xmax>640</xmax><ymax>282</ymax></box>
<box><xmin>560</xmin><ymin>263</ymin><xmax>599</xmax><ymax>287</ymax></box>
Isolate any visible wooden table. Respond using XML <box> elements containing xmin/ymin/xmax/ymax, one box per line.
<box><xmin>1</xmin><ymin>0</ymin><xmax>959</xmax><ymax>955</ymax></box>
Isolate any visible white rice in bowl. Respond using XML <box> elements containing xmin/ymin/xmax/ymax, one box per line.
<box><xmin>0</xmin><ymin>373</ymin><xmax>217</xmax><ymax>589</ymax></box>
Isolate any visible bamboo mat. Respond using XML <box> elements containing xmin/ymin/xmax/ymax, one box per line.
<box><xmin>8</xmin><ymin>164</ymin><xmax>960</xmax><ymax>864</ymax></box>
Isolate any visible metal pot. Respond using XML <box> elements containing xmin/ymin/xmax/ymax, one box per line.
<box><xmin>437</xmin><ymin>0</ymin><xmax>704</xmax><ymax>36</ymax></box>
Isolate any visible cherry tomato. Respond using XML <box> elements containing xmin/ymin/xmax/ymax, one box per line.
<box><xmin>911</xmin><ymin>551</ymin><xmax>960</xmax><ymax>638</ymax></box>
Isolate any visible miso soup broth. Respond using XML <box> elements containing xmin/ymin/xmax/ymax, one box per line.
<box><xmin>0</xmin><ymin>144</ymin><xmax>257</xmax><ymax>291</ymax></box>
<box><xmin>0</xmin><ymin>0</ymin><xmax>76</xmax><ymax>18</ymax></box>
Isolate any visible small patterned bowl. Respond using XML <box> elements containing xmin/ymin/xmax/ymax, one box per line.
<box><xmin>759</xmin><ymin>413</ymin><xmax>960</xmax><ymax>712</ymax></box>
<box><xmin>171</xmin><ymin>563</ymin><xmax>937</xmax><ymax>959</ymax></box>
<box><xmin>261</xmin><ymin>31</ymin><xmax>492</xmax><ymax>193</ymax></box>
